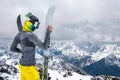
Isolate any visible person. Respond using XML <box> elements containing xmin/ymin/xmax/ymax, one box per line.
<box><xmin>10</xmin><ymin>13</ymin><xmax>53</xmax><ymax>80</ymax></box>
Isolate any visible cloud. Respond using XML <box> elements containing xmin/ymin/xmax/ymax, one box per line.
<box><xmin>0</xmin><ymin>0</ymin><xmax>120</xmax><ymax>41</ymax></box>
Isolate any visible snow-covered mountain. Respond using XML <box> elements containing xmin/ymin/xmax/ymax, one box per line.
<box><xmin>0</xmin><ymin>39</ymin><xmax>92</xmax><ymax>80</ymax></box>
<box><xmin>83</xmin><ymin>54</ymin><xmax>120</xmax><ymax>77</ymax></box>
<box><xmin>0</xmin><ymin>38</ymin><xmax>120</xmax><ymax>79</ymax></box>
<box><xmin>50</xmin><ymin>41</ymin><xmax>120</xmax><ymax>66</ymax></box>
<box><xmin>50</xmin><ymin>41</ymin><xmax>120</xmax><ymax>77</ymax></box>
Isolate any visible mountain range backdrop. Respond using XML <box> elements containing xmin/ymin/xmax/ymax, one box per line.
<box><xmin>0</xmin><ymin>38</ymin><xmax>120</xmax><ymax>77</ymax></box>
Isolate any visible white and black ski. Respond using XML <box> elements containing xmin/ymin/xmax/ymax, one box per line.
<box><xmin>43</xmin><ymin>5</ymin><xmax>55</xmax><ymax>80</ymax></box>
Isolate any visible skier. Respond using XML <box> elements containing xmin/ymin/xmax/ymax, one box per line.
<box><xmin>10</xmin><ymin>13</ymin><xmax>53</xmax><ymax>80</ymax></box>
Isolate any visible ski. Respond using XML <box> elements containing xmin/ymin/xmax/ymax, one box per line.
<box><xmin>43</xmin><ymin>5</ymin><xmax>55</xmax><ymax>80</ymax></box>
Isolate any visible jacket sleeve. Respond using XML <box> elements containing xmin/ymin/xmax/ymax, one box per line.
<box><xmin>29</xmin><ymin>29</ymin><xmax>51</xmax><ymax>50</ymax></box>
<box><xmin>10</xmin><ymin>35</ymin><xmax>22</xmax><ymax>53</ymax></box>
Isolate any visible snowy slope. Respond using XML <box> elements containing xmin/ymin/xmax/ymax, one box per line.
<box><xmin>0</xmin><ymin>54</ymin><xmax>92</xmax><ymax>80</ymax></box>
<box><xmin>0</xmin><ymin>69</ymin><xmax>92</xmax><ymax>80</ymax></box>
<box><xmin>49</xmin><ymin>69</ymin><xmax>92</xmax><ymax>80</ymax></box>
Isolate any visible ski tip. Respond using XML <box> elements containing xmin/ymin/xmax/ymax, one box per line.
<box><xmin>17</xmin><ymin>14</ymin><xmax>22</xmax><ymax>32</ymax></box>
<box><xmin>49</xmin><ymin>5</ymin><xmax>56</xmax><ymax>10</ymax></box>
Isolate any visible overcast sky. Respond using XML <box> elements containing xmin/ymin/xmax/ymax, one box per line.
<box><xmin>0</xmin><ymin>0</ymin><xmax>120</xmax><ymax>41</ymax></box>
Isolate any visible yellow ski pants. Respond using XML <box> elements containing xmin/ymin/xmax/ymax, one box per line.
<box><xmin>18</xmin><ymin>63</ymin><xmax>40</xmax><ymax>80</ymax></box>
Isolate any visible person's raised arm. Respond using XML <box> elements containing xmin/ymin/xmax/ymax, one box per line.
<box><xmin>29</xmin><ymin>25</ymin><xmax>53</xmax><ymax>50</ymax></box>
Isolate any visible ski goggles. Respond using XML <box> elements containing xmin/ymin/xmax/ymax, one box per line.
<box><xmin>25</xmin><ymin>12</ymin><xmax>40</xmax><ymax>31</ymax></box>
<box><xmin>25</xmin><ymin>20</ymin><xmax>40</xmax><ymax>31</ymax></box>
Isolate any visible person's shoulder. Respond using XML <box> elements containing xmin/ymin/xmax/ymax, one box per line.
<box><xmin>15</xmin><ymin>33</ymin><xmax>20</xmax><ymax>38</ymax></box>
<box><xmin>26</xmin><ymin>32</ymin><xmax>38</xmax><ymax>39</ymax></box>
<box><xmin>26</xmin><ymin>32</ymin><xmax>36</xmax><ymax>36</ymax></box>
<box><xmin>13</xmin><ymin>32</ymin><xmax>21</xmax><ymax>41</ymax></box>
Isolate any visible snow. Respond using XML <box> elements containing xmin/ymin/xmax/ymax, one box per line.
<box><xmin>91</xmin><ymin>44</ymin><xmax>120</xmax><ymax>61</ymax></box>
<box><xmin>49</xmin><ymin>69</ymin><xmax>92</xmax><ymax>80</ymax></box>
<box><xmin>0</xmin><ymin>73</ymin><xmax>19</xmax><ymax>80</ymax></box>
<box><xmin>0</xmin><ymin>49</ymin><xmax>5</xmax><ymax>53</ymax></box>
<box><xmin>0</xmin><ymin>69</ymin><xmax>92</xmax><ymax>80</ymax></box>
<box><xmin>51</xmin><ymin>41</ymin><xmax>89</xmax><ymax>57</ymax></box>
